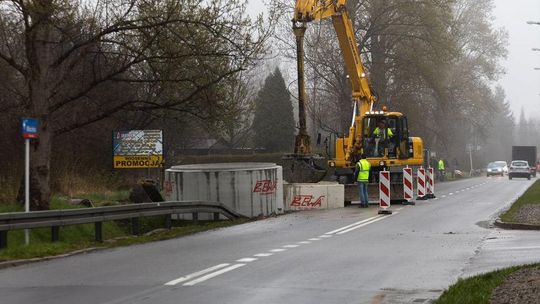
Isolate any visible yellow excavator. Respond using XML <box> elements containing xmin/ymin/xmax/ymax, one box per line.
<box><xmin>291</xmin><ymin>0</ymin><xmax>424</xmax><ymax>198</ymax></box>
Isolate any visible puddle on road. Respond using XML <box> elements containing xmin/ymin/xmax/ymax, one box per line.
<box><xmin>476</xmin><ymin>220</ymin><xmax>494</xmax><ymax>229</ymax></box>
<box><xmin>374</xmin><ymin>288</ymin><xmax>441</xmax><ymax>304</ymax></box>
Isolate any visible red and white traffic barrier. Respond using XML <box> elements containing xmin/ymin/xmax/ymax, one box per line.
<box><xmin>426</xmin><ymin>167</ymin><xmax>436</xmax><ymax>199</ymax></box>
<box><xmin>403</xmin><ymin>167</ymin><xmax>415</xmax><ymax>205</ymax></box>
<box><xmin>378</xmin><ymin>171</ymin><xmax>392</xmax><ymax>214</ymax></box>
<box><xmin>417</xmin><ymin>167</ymin><xmax>427</xmax><ymax>200</ymax></box>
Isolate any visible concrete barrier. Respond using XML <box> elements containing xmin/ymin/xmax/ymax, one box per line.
<box><xmin>284</xmin><ymin>182</ymin><xmax>345</xmax><ymax>211</ymax></box>
<box><xmin>165</xmin><ymin>163</ymin><xmax>284</xmax><ymax>219</ymax></box>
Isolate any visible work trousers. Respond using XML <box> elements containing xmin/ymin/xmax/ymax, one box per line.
<box><xmin>358</xmin><ymin>182</ymin><xmax>369</xmax><ymax>206</ymax></box>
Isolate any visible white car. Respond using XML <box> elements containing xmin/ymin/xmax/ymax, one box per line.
<box><xmin>508</xmin><ymin>160</ymin><xmax>531</xmax><ymax>180</ymax></box>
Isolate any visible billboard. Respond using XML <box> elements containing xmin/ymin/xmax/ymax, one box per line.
<box><xmin>113</xmin><ymin>130</ymin><xmax>163</xmax><ymax>169</ymax></box>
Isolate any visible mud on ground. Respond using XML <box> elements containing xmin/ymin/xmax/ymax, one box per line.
<box><xmin>490</xmin><ymin>266</ymin><xmax>540</xmax><ymax>304</ymax></box>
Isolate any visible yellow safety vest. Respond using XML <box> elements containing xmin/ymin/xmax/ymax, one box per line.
<box><xmin>373</xmin><ymin>127</ymin><xmax>393</xmax><ymax>139</ymax></box>
<box><xmin>356</xmin><ymin>159</ymin><xmax>371</xmax><ymax>182</ymax></box>
<box><xmin>438</xmin><ymin>160</ymin><xmax>445</xmax><ymax>170</ymax></box>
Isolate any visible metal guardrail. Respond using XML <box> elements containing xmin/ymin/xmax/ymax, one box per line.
<box><xmin>0</xmin><ymin>201</ymin><xmax>243</xmax><ymax>249</ymax></box>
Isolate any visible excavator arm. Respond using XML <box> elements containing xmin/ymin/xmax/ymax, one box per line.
<box><xmin>293</xmin><ymin>0</ymin><xmax>375</xmax><ymax>164</ymax></box>
<box><xmin>292</xmin><ymin>0</ymin><xmax>424</xmax><ymax>200</ymax></box>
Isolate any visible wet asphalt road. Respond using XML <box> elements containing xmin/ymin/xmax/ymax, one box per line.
<box><xmin>1</xmin><ymin>176</ymin><xmax>539</xmax><ymax>304</ymax></box>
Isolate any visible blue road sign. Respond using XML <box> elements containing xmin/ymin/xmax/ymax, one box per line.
<box><xmin>21</xmin><ymin>118</ymin><xmax>39</xmax><ymax>139</ymax></box>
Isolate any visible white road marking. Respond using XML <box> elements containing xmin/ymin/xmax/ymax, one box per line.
<box><xmin>320</xmin><ymin>234</ymin><xmax>333</xmax><ymax>238</ymax></box>
<box><xmin>442</xmin><ymin>195</ymin><xmax>447</xmax><ymax>198</ymax></box>
<box><xmin>254</xmin><ymin>253</ymin><xmax>273</xmax><ymax>257</ymax></box>
<box><xmin>449</xmin><ymin>193</ymin><xmax>454</xmax><ymax>195</ymax></box>
<box><xmin>236</xmin><ymin>258</ymin><xmax>257</xmax><ymax>263</ymax></box>
<box><xmin>283</xmin><ymin>244</ymin><xmax>299</xmax><ymax>248</ymax></box>
<box><xmin>164</xmin><ymin>263</ymin><xmax>230</xmax><ymax>286</ymax></box>
<box><xmin>183</xmin><ymin>264</ymin><xmax>245</xmax><ymax>286</ymax></box>
<box><xmin>270</xmin><ymin>248</ymin><xmax>286</xmax><ymax>252</ymax></box>
<box><xmin>325</xmin><ymin>216</ymin><xmax>382</xmax><ymax>235</ymax></box>
<box><xmin>396</xmin><ymin>207</ymin><xmax>404</xmax><ymax>211</ymax></box>
<box><xmin>497</xmin><ymin>246</ymin><xmax>540</xmax><ymax>250</ymax></box>
<box><xmin>298</xmin><ymin>241</ymin><xmax>311</xmax><ymax>244</ymax></box>
<box><xmin>309</xmin><ymin>238</ymin><xmax>321</xmax><ymax>241</ymax></box>
<box><xmin>337</xmin><ymin>213</ymin><xmax>399</xmax><ymax>235</ymax></box>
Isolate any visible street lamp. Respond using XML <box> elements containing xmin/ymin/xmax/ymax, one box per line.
<box><xmin>527</xmin><ymin>21</ymin><xmax>540</xmax><ymax>25</ymax></box>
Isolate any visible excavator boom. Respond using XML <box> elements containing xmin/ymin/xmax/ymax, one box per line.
<box><xmin>293</xmin><ymin>0</ymin><xmax>375</xmax><ymax>166</ymax></box>
<box><xmin>292</xmin><ymin>0</ymin><xmax>424</xmax><ymax>183</ymax></box>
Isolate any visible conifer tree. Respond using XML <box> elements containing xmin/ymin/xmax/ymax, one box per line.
<box><xmin>252</xmin><ymin>68</ymin><xmax>295</xmax><ymax>152</ymax></box>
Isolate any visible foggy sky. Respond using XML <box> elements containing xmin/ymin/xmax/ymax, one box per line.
<box><xmin>247</xmin><ymin>1</ymin><xmax>540</xmax><ymax>121</ymax></box>
<box><xmin>493</xmin><ymin>0</ymin><xmax>540</xmax><ymax>120</ymax></box>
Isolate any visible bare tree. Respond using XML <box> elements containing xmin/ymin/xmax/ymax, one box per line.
<box><xmin>0</xmin><ymin>0</ymin><xmax>270</xmax><ymax>209</ymax></box>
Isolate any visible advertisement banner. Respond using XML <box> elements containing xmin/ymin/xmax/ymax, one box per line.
<box><xmin>113</xmin><ymin>130</ymin><xmax>163</xmax><ymax>169</ymax></box>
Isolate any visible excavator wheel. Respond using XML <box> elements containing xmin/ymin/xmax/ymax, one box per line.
<box><xmin>280</xmin><ymin>154</ymin><xmax>327</xmax><ymax>183</ymax></box>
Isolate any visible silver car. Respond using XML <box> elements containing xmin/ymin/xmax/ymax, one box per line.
<box><xmin>486</xmin><ymin>162</ymin><xmax>504</xmax><ymax>177</ymax></box>
<box><xmin>508</xmin><ymin>160</ymin><xmax>531</xmax><ymax>180</ymax></box>
<box><xmin>493</xmin><ymin>161</ymin><xmax>508</xmax><ymax>174</ymax></box>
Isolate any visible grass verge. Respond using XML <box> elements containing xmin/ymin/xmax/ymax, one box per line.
<box><xmin>0</xmin><ymin>218</ymin><xmax>249</xmax><ymax>262</ymax></box>
<box><xmin>1</xmin><ymin>190</ymin><xmax>249</xmax><ymax>262</ymax></box>
<box><xmin>435</xmin><ymin>263</ymin><xmax>540</xmax><ymax>304</ymax></box>
<box><xmin>500</xmin><ymin>179</ymin><xmax>540</xmax><ymax>223</ymax></box>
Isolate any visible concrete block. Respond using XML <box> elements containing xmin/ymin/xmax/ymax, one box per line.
<box><xmin>165</xmin><ymin>163</ymin><xmax>284</xmax><ymax>219</ymax></box>
<box><xmin>284</xmin><ymin>182</ymin><xmax>345</xmax><ymax>211</ymax></box>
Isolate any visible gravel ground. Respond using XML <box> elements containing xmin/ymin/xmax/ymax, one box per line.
<box><xmin>490</xmin><ymin>266</ymin><xmax>540</xmax><ymax>304</ymax></box>
<box><xmin>513</xmin><ymin>205</ymin><xmax>540</xmax><ymax>225</ymax></box>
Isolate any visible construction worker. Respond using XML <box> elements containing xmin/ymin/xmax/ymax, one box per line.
<box><xmin>373</xmin><ymin>120</ymin><xmax>394</xmax><ymax>139</ymax></box>
<box><xmin>372</xmin><ymin>120</ymin><xmax>394</xmax><ymax>156</ymax></box>
<box><xmin>354</xmin><ymin>153</ymin><xmax>371</xmax><ymax>208</ymax></box>
<box><xmin>438</xmin><ymin>158</ymin><xmax>445</xmax><ymax>182</ymax></box>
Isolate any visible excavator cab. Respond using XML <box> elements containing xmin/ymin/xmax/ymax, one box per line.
<box><xmin>361</xmin><ymin>112</ymin><xmax>411</xmax><ymax>160</ymax></box>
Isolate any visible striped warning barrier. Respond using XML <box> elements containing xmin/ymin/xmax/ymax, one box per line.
<box><xmin>426</xmin><ymin>167</ymin><xmax>436</xmax><ymax>199</ymax></box>
<box><xmin>417</xmin><ymin>167</ymin><xmax>427</xmax><ymax>200</ymax></box>
<box><xmin>378</xmin><ymin>171</ymin><xmax>392</xmax><ymax>214</ymax></box>
<box><xmin>403</xmin><ymin>167</ymin><xmax>415</xmax><ymax>205</ymax></box>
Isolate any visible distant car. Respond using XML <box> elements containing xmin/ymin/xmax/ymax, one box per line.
<box><xmin>486</xmin><ymin>162</ymin><xmax>505</xmax><ymax>177</ymax></box>
<box><xmin>508</xmin><ymin>160</ymin><xmax>531</xmax><ymax>180</ymax></box>
<box><xmin>493</xmin><ymin>161</ymin><xmax>508</xmax><ymax>174</ymax></box>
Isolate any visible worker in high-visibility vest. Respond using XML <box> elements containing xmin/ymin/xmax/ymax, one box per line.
<box><xmin>372</xmin><ymin>120</ymin><xmax>394</xmax><ymax>139</ymax></box>
<box><xmin>354</xmin><ymin>154</ymin><xmax>371</xmax><ymax>208</ymax></box>
<box><xmin>372</xmin><ymin>120</ymin><xmax>394</xmax><ymax>157</ymax></box>
<box><xmin>438</xmin><ymin>159</ymin><xmax>445</xmax><ymax>182</ymax></box>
